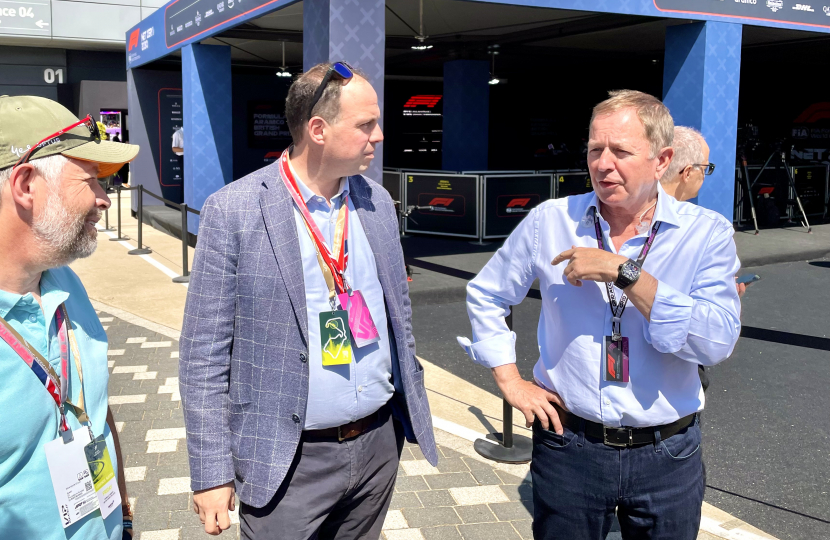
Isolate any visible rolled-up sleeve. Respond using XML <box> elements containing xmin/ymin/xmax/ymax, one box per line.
<box><xmin>643</xmin><ymin>222</ymin><xmax>742</xmax><ymax>365</ymax></box>
<box><xmin>462</xmin><ymin>208</ymin><xmax>539</xmax><ymax>368</ymax></box>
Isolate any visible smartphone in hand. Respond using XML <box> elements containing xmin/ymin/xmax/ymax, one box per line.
<box><xmin>736</xmin><ymin>274</ymin><xmax>761</xmax><ymax>285</ymax></box>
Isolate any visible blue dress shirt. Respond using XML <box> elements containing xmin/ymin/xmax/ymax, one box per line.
<box><xmin>0</xmin><ymin>267</ymin><xmax>121</xmax><ymax>540</ymax></box>
<box><xmin>290</xmin><ymin>170</ymin><xmax>396</xmax><ymax>430</ymax></box>
<box><xmin>460</xmin><ymin>184</ymin><xmax>742</xmax><ymax>428</ymax></box>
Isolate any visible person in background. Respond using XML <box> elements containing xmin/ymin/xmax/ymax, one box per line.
<box><xmin>459</xmin><ymin>90</ymin><xmax>741</xmax><ymax>540</ymax></box>
<box><xmin>172</xmin><ymin>126</ymin><xmax>184</xmax><ymax>156</ymax></box>
<box><xmin>0</xmin><ymin>96</ymin><xmax>139</xmax><ymax>539</ymax></box>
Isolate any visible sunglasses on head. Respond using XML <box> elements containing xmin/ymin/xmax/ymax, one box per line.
<box><xmin>307</xmin><ymin>62</ymin><xmax>355</xmax><ymax>120</ymax></box>
<box><xmin>13</xmin><ymin>114</ymin><xmax>101</xmax><ymax>170</ymax></box>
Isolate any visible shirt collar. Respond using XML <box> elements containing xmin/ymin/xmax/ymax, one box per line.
<box><xmin>0</xmin><ymin>270</ymin><xmax>70</xmax><ymax>322</ymax></box>
<box><xmin>581</xmin><ymin>182</ymin><xmax>681</xmax><ymax>230</ymax></box>
<box><xmin>285</xmin><ymin>152</ymin><xmax>349</xmax><ymax>204</ymax></box>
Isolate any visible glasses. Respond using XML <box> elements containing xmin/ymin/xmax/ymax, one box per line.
<box><xmin>13</xmin><ymin>114</ymin><xmax>101</xmax><ymax>170</ymax></box>
<box><xmin>691</xmin><ymin>163</ymin><xmax>716</xmax><ymax>176</ymax></box>
<box><xmin>307</xmin><ymin>62</ymin><xmax>354</xmax><ymax>120</ymax></box>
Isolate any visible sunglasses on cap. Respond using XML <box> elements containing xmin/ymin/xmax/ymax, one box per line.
<box><xmin>307</xmin><ymin>62</ymin><xmax>355</xmax><ymax>120</ymax></box>
<box><xmin>13</xmin><ymin>114</ymin><xmax>101</xmax><ymax>170</ymax></box>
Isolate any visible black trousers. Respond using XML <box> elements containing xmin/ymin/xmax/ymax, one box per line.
<box><xmin>240</xmin><ymin>407</ymin><xmax>405</xmax><ymax>540</ymax></box>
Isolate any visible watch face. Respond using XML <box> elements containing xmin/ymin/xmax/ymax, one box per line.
<box><xmin>621</xmin><ymin>261</ymin><xmax>640</xmax><ymax>281</ymax></box>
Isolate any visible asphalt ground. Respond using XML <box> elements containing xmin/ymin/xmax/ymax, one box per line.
<box><xmin>410</xmin><ymin>258</ymin><xmax>830</xmax><ymax>540</ymax></box>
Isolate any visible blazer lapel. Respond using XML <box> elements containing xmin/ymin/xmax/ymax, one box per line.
<box><xmin>350</xmin><ymin>176</ymin><xmax>396</xmax><ymax>304</ymax></box>
<box><xmin>260</xmin><ymin>165</ymin><xmax>308</xmax><ymax>343</ymax></box>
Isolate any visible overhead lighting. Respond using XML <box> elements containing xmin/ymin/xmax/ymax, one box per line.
<box><xmin>276</xmin><ymin>41</ymin><xmax>291</xmax><ymax>77</ymax></box>
<box><xmin>488</xmin><ymin>78</ymin><xmax>500</xmax><ymax>85</ymax></box>
<box><xmin>488</xmin><ymin>45</ymin><xmax>500</xmax><ymax>86</ymax></box>
<box><xmin>412</xmin><ymin>0</ymin><xmax>431</xmax><ymax>51</ymax></box>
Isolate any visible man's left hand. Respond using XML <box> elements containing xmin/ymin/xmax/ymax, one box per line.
<box><xmin>552</xmin><ymin>247</ymin><xmax>627</xmax><ymax>286</ymax></box>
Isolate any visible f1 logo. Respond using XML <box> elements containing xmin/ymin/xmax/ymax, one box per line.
<box><xmin>506</xmin><ymin>198</ymin><xmax>531</xmax><ymax>208</ymax></box>
<box><xmin>428</xmin><ymin>197</ymin><xmax>455</xmax><ymax>207</ymax></box>
<box><xmin>128</xmin><ymin>29</ymin><xmax>140</xmax><ymax>51</ymax></box>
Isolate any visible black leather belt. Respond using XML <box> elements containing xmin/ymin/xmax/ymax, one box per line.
<box><xmin>550</xmin><ymin>404</ymin><xmax>696</xmax><ymax>448</ymax></box>
<box><xmin>303</xmin><ymin>405</ymin><xmax>387</xmax><ymax>442</ymax></box>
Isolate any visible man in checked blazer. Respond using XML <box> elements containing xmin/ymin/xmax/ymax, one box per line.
<box><xmin>179</xmin><ymin>63</ymin><xmax>437</xmax><ymax>539</ymax></box>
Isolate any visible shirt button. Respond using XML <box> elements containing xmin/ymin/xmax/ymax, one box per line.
<box><xmin>604</xmin><ymin>399</ymin><xmax>611</xmax><ymax>406</ymax></box>
<box><xmin>357</xmin><ymin>385</ymin><xmax>363</xmax><ymax>393</ymax></box>
<box><xmin>292</xmin><ymin>413</ymin><xmax>300</xmax><ymax>423</ymax></box>
<box><xmin>28</xmin><ymin>315</ymin><xmax>37</xmax><ymax>323</ymax></box>
<box><xmin>299</xmin><ymin>353</ymin><xmax>307</xmax><ymax>363</ymax></box>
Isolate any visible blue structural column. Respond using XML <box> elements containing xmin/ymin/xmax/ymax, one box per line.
<box><xmin>663</xmin><ymin>21</ymin><xmax>742</xmax><ymax>220</ymax></box>
<box><xmin>182</xmin><ymin>43</ymin><xmax>233</xmax><ymax>233</ymax></box>
<box><xmin>442</xmin><ymin>60</ymin><xmax>489</xmax><ymax>172</ymax></box>
<box><xmin>303</xmin><ymin>0</ymin><xmax>385</xmax><ymax>181</ymax></box>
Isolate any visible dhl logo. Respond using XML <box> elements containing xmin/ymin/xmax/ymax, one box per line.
<box><xmin>404</xmin><ymin>95</ymin><xmax>442</xmax><ymax>108</ymax></box>
<box><xmin>128</xmin><ymin>29</ymin><xmax>140</xmax><ymax>51</ymax></box>
<box><xmin>428</xmin><ymin>197</ymin><xmax>455</xmax><ymax>206</ymax></box>
<box><xmin>506</xmin><ymin>198</ymin><xmax>531</xmax><ymax>208</ymax></box>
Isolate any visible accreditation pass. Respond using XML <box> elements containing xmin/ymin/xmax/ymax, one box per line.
<box><xmin>44</xmin><ymin>428</ymin><xmax>100</xmax><ymax>528</ymax></box>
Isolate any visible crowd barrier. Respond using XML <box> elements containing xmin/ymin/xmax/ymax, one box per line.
<box><xmin>384</xmin><ymin>168</ymin><xmax>593</xmax><ymax>242</ymax></box>
<box><xmin>103</xmin><ymin>185</ymin><xmax>200</xmax><ymax>283</ymax></box>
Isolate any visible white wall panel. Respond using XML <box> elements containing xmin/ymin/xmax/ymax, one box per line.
<box><xmin>52</xmin><ymin>1</ymin><xmax>140</xmax><ymax>41</ymax></box>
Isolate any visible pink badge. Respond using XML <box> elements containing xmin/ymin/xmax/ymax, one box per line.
<box><xmin>337</xmin><ymin>290</ymin><xmax>381</xmax><ymax>348</ymax></box>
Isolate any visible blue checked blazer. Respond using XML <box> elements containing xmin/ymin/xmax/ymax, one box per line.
<box><xmin>179</xmin><ymin>161</ymin><xmax>437</xmax><ymax>508</ymax></box>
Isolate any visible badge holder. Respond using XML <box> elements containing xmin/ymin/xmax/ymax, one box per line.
<box><xmin>603</xmin><ymin>317</ymin><xmax>629</xmax><ymax>383</ymax></box>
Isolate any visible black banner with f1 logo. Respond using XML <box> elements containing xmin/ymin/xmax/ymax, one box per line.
<box><xmin>404</xmin><ymin>173</ymin><xmax>479</xmax><ymax>238</ymax></box>
<box><xmin>483</xmin><ymin>174</ymin><xmax>552</xmax><ymax>238</ymax></box>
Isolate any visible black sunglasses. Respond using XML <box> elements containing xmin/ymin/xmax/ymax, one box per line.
<box><xmin>692</xmin><ymin>163</ymin><xmax>716</xmax><ymax>176</ymax></box>
<box><xmin>307</xmin><ymin>62</ymin><xmax>354</xmax><ymax>120</ymax></box>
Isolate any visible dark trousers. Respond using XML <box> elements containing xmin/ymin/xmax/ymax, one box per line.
<box><xmin>240</xmin><ymin>406</ymin><xmax>405</xmax><ymax>540</ymax></box>
<box><xmin>531</xmin><ymin>417</ymin><xmax>704</xmax><ymax>540</ymax></box>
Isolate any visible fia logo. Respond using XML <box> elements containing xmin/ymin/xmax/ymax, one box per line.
<box><xmin>195</xmin><ymin>11</ymin><xmax>201</xmax><ymax>26</ymax></box>
<box><xmin>766</xmin><ymin>0</ymin><xmax>783</xmax><ymax>11</ymax></box>
<box><xmin>10</xmin><ymin>145</ymin><xmax>31</xmax><ymax>158</ymax></box>
<box><xmin>217</xmin><ymin>1</ymin><xmax>224</xmax><ymax>12</ymax></box>
<box><xmin>61</xmin><ymin>504</ymin><xmax>71</xmax><ymax>525</ymax></box>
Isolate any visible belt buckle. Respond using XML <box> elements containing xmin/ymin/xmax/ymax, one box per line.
<box><xmin>337</xmin><ymin>426</ymin><xmax>344</xmax><ymax>442</ymax></box>
<box><xmin>603</xmin><ymin>427</ymin><xmax>633</xmax><ymax>448</ymax></box>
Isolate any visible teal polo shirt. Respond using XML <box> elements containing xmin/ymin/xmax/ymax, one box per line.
<box><xmin>0</xmin><ymin>267</ymin><xmax>121</xmax><ymax>540</ymax></box>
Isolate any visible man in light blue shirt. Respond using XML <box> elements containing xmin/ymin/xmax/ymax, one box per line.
<box><xmin>460</xmin><ymin>91</ymin><xmax>741</xmax><ymax>540</ymax></box>
<box><xmin>0</xmin><ymin>96</ymin><xmax>139</xmax><ymax>540</ymax></box>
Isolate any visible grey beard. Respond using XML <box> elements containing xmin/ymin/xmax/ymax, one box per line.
<box><xmin>32</xmin><ymin>189</ymin><xmax>99</xmax><ymax>268</ymax></box>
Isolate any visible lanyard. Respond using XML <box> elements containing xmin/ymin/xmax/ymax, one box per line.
<box><xmin>0</xmin><ymin>303</ymin><xmax>88</xmax><ymax>436</ymax></box>
<box><xmin>278</xmin><ymin>149</ymin><xmax>350</xmax><ymax>302</ymax></box>
<box><xmin>591</xmin><ymin>206</ymin><xmax>661</xmax><ymax>341</ymax></box>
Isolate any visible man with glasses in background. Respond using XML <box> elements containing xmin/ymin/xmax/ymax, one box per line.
<box><xmin>0</xmin><ymin>96</ymin><xmax>139</xmax><ymax>540</ymax></box>
<box><xmin>179</xmin><ymin>63</ymin><xmax>436</xmax><ymax>540</ymax></box>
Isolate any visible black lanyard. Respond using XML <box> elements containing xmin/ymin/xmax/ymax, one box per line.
<box><xmin>591</xmin><ymin>207</ymin><xmax>661</xmax><ymax>340</ymax></box>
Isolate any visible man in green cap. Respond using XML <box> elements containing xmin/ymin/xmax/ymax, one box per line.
<box><xmin>0</xmin><ymin>95</ymin><xmax>139</xmax><ymax>540</ymax></box>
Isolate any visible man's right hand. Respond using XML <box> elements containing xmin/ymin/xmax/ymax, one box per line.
<box><xmin>193</xmin><ymin>482</ymin><xmax>235</xmax><ymax>535</ymax></box>
<box><xmin>492</xmin><ymin>364</ymin><xmax>565</xmax><ymax>434</ymax></box>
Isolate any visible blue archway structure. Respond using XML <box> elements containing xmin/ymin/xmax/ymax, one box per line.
<box><xmin>126</xmin><ymin>0</ymin><xmax>830</xmax><ymax>230</ymax></box>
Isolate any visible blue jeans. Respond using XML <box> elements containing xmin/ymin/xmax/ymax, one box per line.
<box><xmin>531</xmin><ymin>417</ymin><xmax>704</xmax><ymax>540</ymax></box>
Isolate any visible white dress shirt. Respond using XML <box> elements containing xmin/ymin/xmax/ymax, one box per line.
<box><xmin>460</xmin><ymin>184</ymin><xmax>741</xmax><ymax>427</ymax></box>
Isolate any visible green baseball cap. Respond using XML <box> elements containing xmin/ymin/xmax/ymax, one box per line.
<box><xmin>0</xmin><ymin>95</ymin><xmax>139</xmax><ymax>178</ymax></box>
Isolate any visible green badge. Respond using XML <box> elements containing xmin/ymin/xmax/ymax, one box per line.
<box><xmin>319</xmin><ymin>310</ymin><xmax>353</xmax><ymax>366</ymax></box>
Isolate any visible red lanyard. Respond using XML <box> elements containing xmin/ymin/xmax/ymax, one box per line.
<box><xmin>279</xmin><ymin>149</ymin><xmax>350</xmax><ymax>294</ymax></box>
<box><xmin>0</xmin><ymin>303</ymin><xmax>72</xmax><ymax>433</ymax></box>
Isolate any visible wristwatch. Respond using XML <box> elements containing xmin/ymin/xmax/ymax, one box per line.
<box><xmin>615</xmin><ymin>259</ymin><xmax>642</xmax><ymax>289</ymax></box>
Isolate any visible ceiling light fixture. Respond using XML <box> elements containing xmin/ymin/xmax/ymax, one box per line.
<box><xmin>488</xmin><ymin>44</ymin><xmax>500</xmax><ymax>85</ymax></box>
<box><xmin>411</xmin><ymin>0</ymin><xmax>431</xmax><ymax>51</ymax></box>
<box><xmin>276</xmin><ymin>41</ymin><xmax>292</xmax><ymax>77</ymax></box>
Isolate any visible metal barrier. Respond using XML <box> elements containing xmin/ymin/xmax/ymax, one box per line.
<box><xmin>104</xmin><ymin>184</ymin><xmax>199</xmax><ymax>283</ymax></box>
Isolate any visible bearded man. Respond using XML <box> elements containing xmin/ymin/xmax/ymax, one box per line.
<box><xmin>0</xmin><ymin>96</ymin><xmax>139</xmax><ymax>540</ymax></box>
